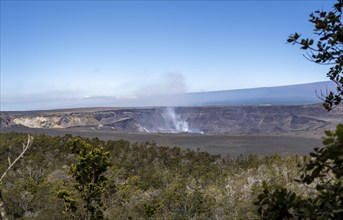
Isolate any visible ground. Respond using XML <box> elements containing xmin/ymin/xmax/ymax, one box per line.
<box><xmin>2</xmin><ymin>104</ymin><xmax>341</xmax><ymax>157</ymax></box>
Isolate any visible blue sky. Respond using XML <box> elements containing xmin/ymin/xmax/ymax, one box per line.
<box><xmin>0</xmin><ymin>0</ymin><xmax>335</xmax><ymax>110</ymax></box>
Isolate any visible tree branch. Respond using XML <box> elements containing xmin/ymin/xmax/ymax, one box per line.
<box><xmin>0</xmin><ymin>135</ymin><xmax>33</xmax><ymax>184</ymax></box>
<box><xmin>0</xmin><ymin>135</ymin><xmax>33</xmax><ymax>220</ymax></box>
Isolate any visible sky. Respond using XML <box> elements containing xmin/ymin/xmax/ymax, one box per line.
<box><xmin>0</xmin><ymin>0</ymin><xmax>336</xmax><ymax>110</ymax></box>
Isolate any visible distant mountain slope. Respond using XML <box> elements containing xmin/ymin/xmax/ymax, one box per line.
<box><xmin>0</xmin><ymin>81</ymin><xmax>337</xmax><ymax>111</ymax></box>
<box><xmin>104</xmin><ymin>81</ymin><xmax>338</xmax><ymax>107</ymax></box>
<box><xmin>182</xmin><ymin>81</ymin><xmax>337</xmax><ymax>106</ymax></box>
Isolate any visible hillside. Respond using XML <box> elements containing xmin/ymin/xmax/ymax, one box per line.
<box><xmin>2</xmin><ymin>81</ymin><xmax>337</xmax><ymax>111</ymax></box>
<box><xmin>1</xmin><ymin>105</ymin><xmax>341</xmax><ymax>135</ymax></box>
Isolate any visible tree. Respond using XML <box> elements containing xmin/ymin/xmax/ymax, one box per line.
<box><xmin>0</xmin><ymin>135</ymin><xmax>34</xmax><ymax>220</ymax></box>
<box><xmin>59</xmin><ymin>138</ymin><xmax>111</xmax><ymax>220</ymax></box>
<box><xmin>255</xmin><ymin>1</ymin><xmax>343</xmax><ymax>218</ymax></box>
<box><xmin>255</xmin><ymin>124</ymin><xmax>343</xmax><ymax>219</ymax></box>
<box><xmin>287</xmin><ymin>0</ymin><xmax>343</xmax><ymax>110</ymax></box>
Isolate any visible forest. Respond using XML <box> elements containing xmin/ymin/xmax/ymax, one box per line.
<box><xmin>0</xmin><ymin>132</ymin><xmax>311</xmax><ymax>219</ymax></box>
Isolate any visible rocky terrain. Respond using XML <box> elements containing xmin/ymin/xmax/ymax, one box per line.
<box><xmin>1</xmin><ymin>105</ymin><xmax>341</xmax><ymax>135</ymax></box>
<box><xmin>1</xmin><ymin>104</ymin><xmax>342</xmax><ymax>156</ymax></box>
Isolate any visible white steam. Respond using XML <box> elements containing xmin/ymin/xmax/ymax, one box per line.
<box><xmin>158</xmin><ymin>107</ymin><xmax>203</xmax><ymax>134</ymax></box>
<box><xmin>162</xmin><ymin>107</ymin><xmax>190</xmax><ymax>132</ymax></box>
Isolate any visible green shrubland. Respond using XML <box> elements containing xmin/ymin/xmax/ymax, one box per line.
<box><xmin>0</xmin><ymin>132</ymin><xmax>307</xmax><ymax>219</ymax></box>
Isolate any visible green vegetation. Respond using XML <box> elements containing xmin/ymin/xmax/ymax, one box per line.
<box><xmin>287</xmin><ymin>0</ymin><xmax>342</xmax><ymax>110</ymax></box>
<box><xmin>58</xmin><ymin>138</ymin><xmax>111</xmax><ymax>219</ymax></box>
<box><xmin>255</xmin><ymin>124</ymin><xmax>343</xmax><ymax>219</ymax></box>
<box><xmin>0</xmin><ymin>135</ymin><xmax>33</xmax><ymax>220</ymax></box>
<box><xmin>0</xmin><ymin>132</ymin><xmax>305</xmax><ymax>219</ymax></box>
<box><xmin>255</xmin><ymin>1</ymin><xmax>343</xmax><ymax>219</ymax></box>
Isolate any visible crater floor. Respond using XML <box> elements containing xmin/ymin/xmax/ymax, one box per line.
<box><xmin>1</xmin><ymin>104</ymin><xmax>341</xmax><ymax>156</ymax></box>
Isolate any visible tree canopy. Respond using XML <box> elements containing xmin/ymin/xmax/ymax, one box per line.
<box><xmin>255</xmin><ymin>1</ymin><xmax>343</xmax><ymax>218</ymax></box>
<box><xmin>287</xmin><ymin>0</ymin><xmax>343</xmax><ymax>110</ymax></box>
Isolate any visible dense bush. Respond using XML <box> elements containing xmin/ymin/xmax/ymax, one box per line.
<box><xmin>255</xmin><ymin>124</ymin><xmax>343</xmax><ymax>219</ymax></box>
<box><xmin>0</xmin><ymin>132</ymin><xmax>304</xmax><ymax>219</ymax></box>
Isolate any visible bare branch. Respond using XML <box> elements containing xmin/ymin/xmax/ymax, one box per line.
<box><xmin>0</xmin><ymin>135</ymin><xmax>33</xmax><ymax>220</ymax></box>
<box><xmin>0</xmin><ymin>135</ymin><xmax>34</xmax><ymax>184</ymax></box>
<box><xmin>315</xmin><ymin>88</ymin><xmax>327</xmax><ymax>102</ymax></box>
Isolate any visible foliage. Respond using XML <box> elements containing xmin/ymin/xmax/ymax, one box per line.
<box><xmin>255</xmin><ymin>124</ymin><xmax>343</xmax><ymax>219</ymax></box>
<box><xmin>255</xmin><ymin>1</ymin><xmax>343</xmax><ymax>219</ymax></box>
<box><xmin>57</xmin><ymin>190</ymin><xmax>77</xmax><ymax>218</ymax></box>
<box><xmin>0</xmin><ymin>132</ymin><xmax>305</xmax><ymax>219</ymax></box>
<box><xmin>287</xmin><ymin>0</ymin><xmax>343</xmax><ymax>110</ymax></box>
<box><xmin>0</xmin><ymin>135</ymin><xmax>33</xmax><ymax>220</ymax></box>
<box><xmin>65</xmin><ymin>138</ymin><xmax>111</xmax><ymax>220</ymax></box>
